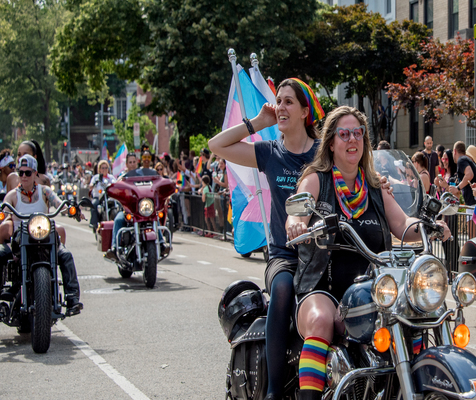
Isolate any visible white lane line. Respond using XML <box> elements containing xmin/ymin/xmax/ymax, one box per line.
<box><xmin>177</xmin><ymin>236</ymin><xmax>235</xmax><ymax>251</ymax></box>
<box><xmin>197</xmin><ymin>261</ymin><xmax>211</xmax><ymax>265</ymax></box>
<box><xmin>247</xmin><ymin>276</ymin><xmax>262</xmax><ymax>281</ymax></box>
<box><xmin>220</xmin><ymin>267</ymin><xmax>237</xmax><ymax>273</ymax></box>
<box><xmin>57</xmin><ymin>322</ymin><xmax>150</xmax><ymax>400</ymax></box>
<box><xmin>175</xmin><ymin>255</ymin><xmax>187</xmax><ymax>258</ymax></box>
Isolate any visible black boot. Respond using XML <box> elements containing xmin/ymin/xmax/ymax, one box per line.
<box><xmin>299</xmin><ymin>390</ymin><xmax>322</xmax><ymax>400</ymax></box>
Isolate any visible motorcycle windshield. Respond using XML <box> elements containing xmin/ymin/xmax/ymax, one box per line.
<box><xmin>373</xmin><ymin>150</ymin><xmax>423</xmax><ymax>218</ymax></box>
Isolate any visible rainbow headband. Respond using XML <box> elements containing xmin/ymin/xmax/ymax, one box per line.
<box><xmin>290</xmin><ymin>78</ymin><xmax>325</xmax><ymax>126</ymax></box>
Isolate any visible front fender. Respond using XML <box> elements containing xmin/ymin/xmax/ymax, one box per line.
<box><xmin>411</xmin><ymin>345</ymin><xmax>476</xmax><ymax>394</ymax></box>
<box><xmin>142</xmin><ymin>230</ymin><xmax>157</xmax><ymax>242</ymax></box>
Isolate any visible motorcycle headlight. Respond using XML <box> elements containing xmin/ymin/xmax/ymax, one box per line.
<box><xmin>28</xmin><ymin>215</ymin><xmax>51</xmax><ymax>240</ymax></box>
<box><xmin>139</xmin><ymin>198</ymin><xmax>154</xmax><ymax>217</ymax></box>
<box><xmin>406</xmin><ymin>255</ymin><xmax>448</xmax><ymax>313</ymax></box>
<box><xmin>73</xmin><ymin>184</ymin><xmax>78</xmax><ymax>191</ymax></box>
<box><xmin>372</xmin><ymin>274</ymin><xmax>398</xmax><ymax>308</ymax></box>
<box><xmin>61</xmin><ymin>185</ymin><xmax>65</xmax><ymax>191</ymax></box>
<box><xmin>50</xmin><ymin>185</ymin><xmax>55</xmax><ymax>190</ymax></box>
<box><xmin>452</xmin><ymin>272</ymin><xmax>476</xmax><ymax>307</ymax></box>
<box><xmin>66</xmin><ymin>184</ymin><xmax>72</xmax><ymax>191</ymax></box>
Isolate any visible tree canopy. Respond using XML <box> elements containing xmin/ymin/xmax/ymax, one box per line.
<box><xmin>0</xmin><ymin>0</ymin><xmax>70</xmax><ymax>160</ymax></box>
<box><xmin>386</xmin><ymin>34</ymin><xmax>475</xmax><ymax>128</ymax></box>
<box><xmin>51</xmin><ymin>0</ymin><xmax>321</xmax><ymax>149</ymax></box>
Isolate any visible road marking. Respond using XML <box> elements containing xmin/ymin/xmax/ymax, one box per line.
<box><xmin>178</xmin><ymin>236</ymin><xmax>235</xmax><ymax>251</ymax></box>
<box><xmin>57</xmin><ymin>221</ymin><xmax>92</xmax><ymax>234</ymax></box>
<box><xmin>247</xmin><ymin>276</ymin><xmax>262</xmax><ymax>281</ymax></box>
<box><xmin>57</xmin><ymin>321</ymin><xmax>150</xmax><ymax>400</ymax></box>
<box><xmin>175</xmin><ymin>255</ymin><xmax>187</xmax><ymax>258</ymax></box>
<box><xmin>220</xmin><ymin>267</ymin><xmax>237</xmax><ymax>273</ymax></box>
<box><xmin>78</xmin><ymin>275</ymin><xmax>106</xmax><ymax>280</ymax></box>
<box><xmin>197</xmin><ymin>261</ymin><xmax>211</xmax><ymax>265</ymax></box>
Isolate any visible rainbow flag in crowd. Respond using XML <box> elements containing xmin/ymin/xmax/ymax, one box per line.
<box><xmin>196</xmin><ymin>156</ymin><xmax>203</xmax><ymax>174</ymax></box>
<box><xmin>176</xmin><ymin>171</ymin><xmax>185</xmax><ymax>188</ymax></box>
<box><xmin>268</xmin><ymin>77</ymin><xmax>276</xmax><ymax>96</ymax></box>
<box><xmin>102</xmin><ymin>141</ymin><xmax>109</xmax><ymax>161</ymax></box>
<box><xmin>223</xmin><ymin>64</ymin><xmax>280</xmax><ymax>255</ymax></box>
<box><xmin>112</xmin><ymin>143</ymin><xmax>128</xmax><ymax>177</ymax></box>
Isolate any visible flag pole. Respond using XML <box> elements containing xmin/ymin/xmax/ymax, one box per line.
<box><xmin>227</xmin><ymin>48</ymin><xmax>270</xmax><ymax>251</ymax></box>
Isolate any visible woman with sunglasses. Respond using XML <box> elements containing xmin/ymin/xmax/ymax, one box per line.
<box><xmin>89</xmin><ymin>160</ymin><xmax>116</xmax><ymax>232</ymax></box>
<box><xmin>140</xmin><ymin>150</ymin><xmax>153</xmax><ymax>169</ymax></box>
<box><xmin>154</xmin><ymin>161</ymin><xmax>169</xmax><ymax>178</ymax></box>
<box><xmin>286</xmin><ymin>106</ymin><xmax>451</xmax><ymax>400</ymax></box>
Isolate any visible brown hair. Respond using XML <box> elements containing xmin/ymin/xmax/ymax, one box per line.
<box><xmin>299</xmin><ymin>105</ymin><xmax>380</xmax><ymax>188</ymax></box>
<box><xmin>276</xmin><ymin>79</ymin><xmax>318</xmax><ymax>139</ymax></box>
<box><xmin>411</xmin><ymin>151</ymin><xmax>428</xmax><ymax>170</ymax></box>
<box><xmin>454</xmin><ymin>141</ymin><xmax>466</xmax><ymax>155</ymax></box>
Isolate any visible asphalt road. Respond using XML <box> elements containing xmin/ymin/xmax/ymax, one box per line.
<box><xmin>1</xmin><ymin>216</ymin><xmax>476</xmax><ymax>400</ymax></box>
<box><xmin>0</xmin><ymin>216</ymin><xmax>267</xmax><ymax>400</ymax></box>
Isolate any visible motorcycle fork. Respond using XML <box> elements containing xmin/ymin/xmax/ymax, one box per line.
<box><xmin>134</xmin><ymin>222</ymin><xmax>142</xmax><ymax>263</ymax></box>
<box><xmin>104</xmin><ymin>194</ymin><xmax>110</xmax><ymax>221</ymax></box>
<box><xmin>20</xmin><ymin>231</ymin><xmax>29</xmax><ymax>314</ymax></box>
<box><xmin>390</xmin><ymin>324</ymin><xmax>422</xmax><ymax>400</ymax></box>
<box><xmin>153</xmin><ymin>221</ymin><xmax>160</xmax><ymax>258</ymax></box>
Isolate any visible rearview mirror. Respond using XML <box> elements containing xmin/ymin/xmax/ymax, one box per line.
<box><xmin>285</xmin><ymin>192</ymin><xmax>316</xmax><ymax>216</ymax></box>
<box><xmin>439</xmin><ymin>192</ymin><xmax>459</xmax><ymax>216</ymax></box>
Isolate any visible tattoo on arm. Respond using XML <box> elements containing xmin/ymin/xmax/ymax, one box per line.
<box><xmin>44</xmin><ymin>187</ymin><xmax>62</xmax><ymax>209</ymax></box>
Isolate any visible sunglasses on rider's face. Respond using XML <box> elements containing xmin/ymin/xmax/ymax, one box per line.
<box><xmin>142</xmin><ymin>156</ymin><xmax>151</xmax><ymax>161</ymax></box>
<box><xmin>7</xmin><ymin>163</ymin><xmax>15</xmax><ymax>169</ymax></box>
<box><xmin>18</xmin><ymin>170</ymin><xmax>33</xmax><ymax>177</ymax></box>
<box><xmin>335</xmin><ymin>126</ymin><xmax>365</xmax><ymax>142</ymax></box>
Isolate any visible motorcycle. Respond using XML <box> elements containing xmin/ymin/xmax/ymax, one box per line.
<box><xmin>0</xmin><ymin>198</ymin><xmax>92</xmax><ymax>353</ymax></box>
<box><xmin>58</xmin><ymin>179</ymin><xmax>79</xmax><ymax>203</ymax></box>
<box><xmin>90</xmin><ymin>177</ymin><xmax>121</xmax><ymax>234</ymax></box>
<box><xmin>96</xmin><ymin>169</ymin><xmax>175</xmax><ymax>288</ymax></box>
<box><xmin>219</xmin><ymin>151</ymin><xmax>476</xmax><ymax>400</ymax></box>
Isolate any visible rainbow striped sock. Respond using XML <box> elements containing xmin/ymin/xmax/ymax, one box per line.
<box><xmin>413</xmin><ymin>335</ymin><xmax>422</xmax><ymax>354</ymax></box>
<box><xmin>299</xmin><ymin>336</ymin><xmax>329</xmax><ymax>392</ymax></box>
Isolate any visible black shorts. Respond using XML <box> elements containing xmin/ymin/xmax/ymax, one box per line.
<box><xmin>264</xmin><ymin>257</ymin><xmax>298</xmax><ymax>293</ymax></box>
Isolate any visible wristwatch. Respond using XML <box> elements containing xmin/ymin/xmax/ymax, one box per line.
<box><xmin>457</xmin><ymin>184</ymin><xmax>462</xmax><ymax>191</ymax></box>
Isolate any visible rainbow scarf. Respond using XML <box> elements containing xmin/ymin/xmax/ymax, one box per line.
<box><xmin>332</xmin><ymin>165</ymin><xmax>368</xmax><ymax>219</ymax></box>
<box><xmin>176</xmin><ymin>171</ymin><xmax>185</xmax><ymax>188</ymax></box>
<box><xmin>290</xmin><ymin>78</ymin><xmax>325</xmax><ymax>126</ymax></box>
<box><xmin>196</xmin><ymin>157</ymin><xmax>203</xmax><ymax>174</ymax></box>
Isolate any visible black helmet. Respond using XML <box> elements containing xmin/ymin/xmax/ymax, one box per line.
<box><xmin>218</xmin><ymin>280</ymin><xmax>267</xmax><ymax>342</ymax></box>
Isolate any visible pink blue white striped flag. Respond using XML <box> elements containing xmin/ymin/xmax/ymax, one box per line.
<box><xmin>113</xmin><ymin>143</ymin><xmax>128</xmax><ymax>177</ymax></box>
<box><xmin>224</xmin><ymin>65</ymin><xmax>280</xmax><ymax>255</ymax></box>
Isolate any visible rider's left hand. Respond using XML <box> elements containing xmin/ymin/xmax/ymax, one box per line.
<box><xmin>436</xmin><ymin>220</ymin><xmax>452</xmax><ymax>241</ymax></box>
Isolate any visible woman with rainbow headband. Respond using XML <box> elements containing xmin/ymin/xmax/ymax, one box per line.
<box><xmin>210</xmin><ymin>78</ymin><xmax>325</xmax><ymax>400</ymax></box>
<box><xmin>286</xmin><ymin>106</ymin><xmax>451</xmax><ymax>400</ymax></box>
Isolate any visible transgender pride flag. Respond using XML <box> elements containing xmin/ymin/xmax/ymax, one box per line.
<box><xmin>223</xmin><ymin>65</ymin><xmax>280</xmax><ymax>255</ymax></box>
<box><xmin>112</xmin><ymin>143</ymin><xmax>128</xmax><ymax>177</ymax></box>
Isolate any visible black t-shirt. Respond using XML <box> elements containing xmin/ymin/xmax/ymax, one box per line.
<box><xmin>457</xmin><ymin>155</ymin><xmax>476</xmax><ymax>205</ymax></box>
<box><xmin>424</xmin><ymin>151</ymin><xmax>439</xmax><ymax>183</ymax></box>
<box><xmin>255</xmin><ymin>139</ymin><xmax>320</xmax><ymax>260</ymax></box>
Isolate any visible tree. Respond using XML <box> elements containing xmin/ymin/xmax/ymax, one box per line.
<box><xmin>0</xmin><ymin>0</ymin><xmax>70</xmax><ymax>161</ymax></box>
<box><xmin>284</xmin><ymin>4</ymin><xmax>430</xmax><ymax>143</ymax></box>
<box><xmin>51</xmin><ymin>0</ymin><xmax>319</xmax><ymax>150</ymax></box>
<box><xmin>112</xmin><ymin>96</ymin><xmax>155</xmax><ymax>153</ymax></box>
<box><xmin>386</xmin><ymin>34</ymin><xmax>476</xmax><ymax>128</ymax></box>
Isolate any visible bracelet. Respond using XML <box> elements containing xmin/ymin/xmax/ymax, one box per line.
<box><xmin>243</xmin><ymin>118</ymin><xmax>255</xmax><ymax>135</ymax></box>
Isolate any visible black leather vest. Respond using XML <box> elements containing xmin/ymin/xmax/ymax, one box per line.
<box><xmin>293</xmin><ymin>171</ymin><xmax>392</xmax><ymax>295</ymax></box>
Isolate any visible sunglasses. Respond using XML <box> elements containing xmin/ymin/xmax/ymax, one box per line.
<box><xmin>18</xmin><ymin>170</ymin><xmax>33</xmax><ymax>177</ymax></box>
<box><xmin>335</xmin><ymin>126</ymin><xmax>365</xmax><ymax>142</ymax></box>
<box><xmin>7</xmin><ymin>163</ymin><xmax>15</xmax><ymax>169</ymax></box>
<box><xmin>142</xmin><ymin>156</ymin><xmax>152</xmax><ymax>161</ymax></box>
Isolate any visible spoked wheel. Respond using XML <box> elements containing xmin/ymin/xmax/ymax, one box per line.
<box><xmin>30</xmin><ymin>267</ymin><xmax>52</xmax><ymax>353</ymax></box>
<box><xmin>143</xmin><ymin>241</ymin><xmax>157</xmax><ymax>288</ymax></box>
<box><xmin>424</xmin><ymin>393</ymin><xmax>449</xmax><ymax>400</ymax></box>
<box><xmin>117</xmin><ymin>266</ymin><xmax>133</xmax><ymax>279</ymax></box>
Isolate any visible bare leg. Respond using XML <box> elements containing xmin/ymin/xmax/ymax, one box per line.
<box><xmin>0</xmin><ymin>221</ymin><xmax>13</xmax><ymax>244</ymax></box>
<box><xmin>57</xmin><ymin>225</ymin><xmax>66</xmax><ymax>245</ymax></box>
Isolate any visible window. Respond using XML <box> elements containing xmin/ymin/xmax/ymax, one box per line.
<box><xmin>449</xmin><ymin>0</ymin><xmax>459</xmax><ymax>39</ymax></box>
<box><xmin>424</xmin><ymin>0</ymin><xmax>433</xmax><ymax>31</ymax></box>
<box><xmin>115</xmin><ymin>97</ymin><xmax>127</xmax><ymax>122</ymax></box>
<box><xmin>410</xmin><ymin>1</ymin><xmax>418</xmax><ymax>22</ymax></box>
<box><xmin>386</xmin><ymin>0</ymin><xmax>392</xmax><ymax>14</ymax></box>
<box><xmin>410</xmin><ymin>105</ymin><xmax>419</xmax><ymax>147</ymax></box>
<box><xmin>470</xmin><ymin>0</ymin><xmax>476</xmax><ymax>27</ymax></box>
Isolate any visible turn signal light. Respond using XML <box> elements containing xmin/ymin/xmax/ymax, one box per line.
<box><xmin>454</xmin><ymin>324</ymin><xmax>470</xmax><ymax>348</ymax></box>
<box><xmin>62</xmin><ymin>191</ymin><xmax>65</xmax><ymax>195</ymax></box>
<box><xmin>158</xmin><ymin>211</ymin><xmax>164</xmax><ymax>218</ymax></box>
<box><xmin>373</xmin><ymin>328</ymin><xmax>391</xmax><ymax>353</ymax></box>
<box><xmin>68</xmin><ymin>206</ymin><xmax>77</xmax><ymax>216</ymax></box>
<box><xmin>73</xmin><ymin>191</ymin><xmax>77</xmax><ymax>196</ymax></box>
<box><xmin>125</xmin><ymin>213</ymin><xmax>133</xmax><ymax>221</ymax></box>
<box><xmin>0</xmin><ymin>212</ymin><xmax>5</xmax><ymax>222</ymax></box>
<box><xmin>99</xmin><ymin>189</ymin><xmax>103</xmax><ymax>194</ymax></box>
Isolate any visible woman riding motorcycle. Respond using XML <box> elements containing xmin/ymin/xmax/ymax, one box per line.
<box><xmin>89</xmin><ymin>160</ymin><xmax>116</xmax><ymax>231</ymax></box>
<box><xmin>286</xmin><ymin>106</ymin><xmax>451</xmax><ymax>400</ymax></box>
<box><xmin>0</xmin><ymin>154</ymin><xmax>83</xmax><ymax>315</ymax></box>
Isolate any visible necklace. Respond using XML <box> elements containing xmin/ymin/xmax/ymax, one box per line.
<box><xmin>19</xmin><ymin>182</ymin><xmax>37</xmax><ymax>203</ymax></box>
<box><xmin>301</xmin><ymin>135</ymin><xmax>308</xmax><ymax>154</ymax></box>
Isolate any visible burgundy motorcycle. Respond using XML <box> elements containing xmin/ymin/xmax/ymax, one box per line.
<box><xmin>97</xmin><ymin>169</ymin><xmax>175</xmax><ymax>288</ymax></box>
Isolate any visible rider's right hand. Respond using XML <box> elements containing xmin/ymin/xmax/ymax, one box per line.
<box><xmin>286</xmin><ymin>221</ymin><xmax>309</xmax><ymax>241</ymax></box>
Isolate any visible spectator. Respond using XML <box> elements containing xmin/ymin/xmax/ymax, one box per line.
<box><xmin>449</xmin><ymin>141</ymin><xmax>476</xmax><ymax>239</ymax></box>
<box><xmin>154</xmin><ymin>161</ymin><xmax>169</xmax><ymax>178</ymax></box>
<box><xmin>434</xmin><ymin>149</ymin><xmax>458</xmax><ymax>194</ymax></box>
<box><xmin>0</xmin><ymin>149</ymin><xmax>15</xmax><ymax>197</ymax></box>
<box><xmin>411</xmin><ymin>151</ymin><xmax>431</xmax><ymax>194</ymax></box>
<box><xmin>377</xmin><ymin>140</ymin><xmax>391</xmax><ymax>150</ymax></box>
<box><xmin>200</xmin><ymin>175</ymin><xmax>217</xmax><ymax>236</ymax></box>
<box><xmin>423</xmin><ymin>136</ymin><xmax>439</xmax><ymax>183</ymax></box>
<box><xmin>436</xmin><ymin>144</ymin><xmax>446</xmax><ymax>176</ymax></box>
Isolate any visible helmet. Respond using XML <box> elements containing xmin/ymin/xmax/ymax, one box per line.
<box><xmin>340</xmin><ymin>279</ymin><xmax>377</xmax><ymax>344</ymax></box>
<box><xmin>218</xmin><ymin>280</ymin><xmax>267</xmax><ymax>342</ymax></box>
<box><xmin>459</xmin><ymin>238</ymin><xmax>476</xmax><ymax>275</ymax></box>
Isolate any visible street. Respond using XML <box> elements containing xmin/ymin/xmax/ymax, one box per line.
<box><xmin>0</xmin><ymin>216</ymin><xmax>267</xmax><ymax>400</ymax></box>
<box><xmin>1</xmin><ymin>217</ymin><xmax>476</xmax><ymax>400</ymax></box>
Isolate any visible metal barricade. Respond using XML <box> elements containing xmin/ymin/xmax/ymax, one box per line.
<box><xmin>178</xmin><ymin>192</ymin><xmax>233</xmax><ymax>240</ymax></box>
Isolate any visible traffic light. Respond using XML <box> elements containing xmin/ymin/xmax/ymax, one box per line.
<box><xmin>63</xmin><ymin>141</ymin><xmax>68</xmax><ymax>148</ymax></box>
<box><xmin>107</xmin><ymin>106</ymin><xmax>114</xmax><ymax>123</ymax></box>
<box><xmin>94</xmin><ymin>111</ymin><xmax>100</xmax><ymax>127</ymax></box>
